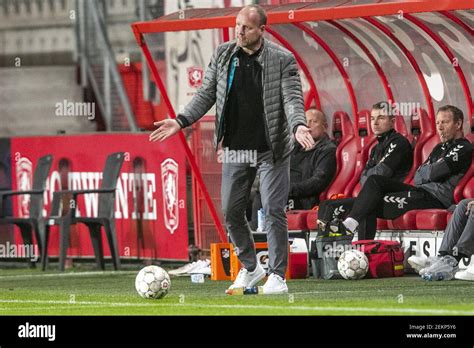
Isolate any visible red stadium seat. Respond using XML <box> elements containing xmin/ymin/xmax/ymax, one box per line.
<box><xmin>393</xmin><ymin>114</ymin><xmax>413</xmax><ymax>144</ymax></box>
<box><xmin>325</xmin><ymin>111</ymin><xmax>358</xmax><ymax>200</ymax></box>
<box><xmin>306</xmin><ymin>210</ymin><xmax>319</xmax><ymax>230</ymax></box>
<box><xmin>377</xmin><ymin>219</ymin><xmax>389</xmax><ymax>230</ymax></box>
<box><xmin>442</xmin><ymin>177</ymin><xmax>474</xmax><ymax>229</ymax></box>
<box><xmin>404</xmin><ymin>108</ymin><xmax>435</xmax><ymax>184</ymax></box>
<box><xmin>286</xmin><ymin>210</ymin><xmax>309</xmax><ymax>230</ymax></box>
<box><xmin>344</xmin><ymin>110</ymin><xmax>376</xmax><ymax>197</ymax></box>
<box><xmin>464</xmin><ymin>177</ymin><xmax>474</xmax><ymax>198</ymax></box>
<box><xmin>416</xmin><ymin>209</ymin><xmax>449</xmax><ymax>230</ymax></box>
<box><xmin>356</xmin><ymin>109</ymin><xmax>376</xmax><ymax>154</ymax></box>
<box><xmin>390</xmin><ymin>210</ymin><xmax>418</xmax><ymax>230</ymax></box>
<box><xmin>454</xmin><ymin>152</ymin><xmax>474</xmax><ymax>202</ymax></box>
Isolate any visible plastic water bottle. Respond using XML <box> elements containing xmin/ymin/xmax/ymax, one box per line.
<box><xmin>422</xmin><ymin>271</ymin><xmax>454</xmax><ymax>281</ymax></box>
<box><xmin>421</xmin><ymin>256</ymin><xmax>457</xmax><ymax>281</ymax></box>
<box><xmin>225</xmin><ymin>286</ymin><xmax>264</xmax><ymax>295</ymax></box>
<box><xmin>257</xmin><ymin>208</ymin><xmax>265</xmax><ymax>232</ymax></box>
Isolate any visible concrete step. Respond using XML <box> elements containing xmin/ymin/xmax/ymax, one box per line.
<box><xmin>0</xmin><ymin>66</ymin><xmax>97</xmax><ymax>137</ymax></box>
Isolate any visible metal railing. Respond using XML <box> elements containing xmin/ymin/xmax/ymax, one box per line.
<box><xmin>76</xmin><ymin>0</ymin><xmax>137</xmax><ymax>131</ymax></box>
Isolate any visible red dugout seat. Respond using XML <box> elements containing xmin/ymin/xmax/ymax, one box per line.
<box><xmin>287</xmin><ymin>210</ymin><xmax>309</xmax><ymax>230</ymax></box>
<box><xmin>394</xmin><ymin>114</ymin><xmax>413</xmax><ymax>143</ymax></box>
<box><xmin>345</xmin><ymin>110</ymin><xmax>376</xmax><ymax>197</ymax></box>
<box><xmin>464</xmin><ymin>177</ymin><xmax>474</xmax><ymax>198</ymax></box>
<box><xmin>306</xmin><ymin>210</ymin><xmax>318</xmax><ymax>230</ymax></box>
<box><xmin>404</xmin><ymin>108</ymin><xmax>435</xmax><ymax>184</ymax></box>
<box><xmin>415</xmin><ymin>209</ymin><xmax>450</xmax><ymax>230</ymax></box>
<box><xmin>325</xmin><ymin>111</ymin><xmax>358</xmax><ymax>200</ymax></box>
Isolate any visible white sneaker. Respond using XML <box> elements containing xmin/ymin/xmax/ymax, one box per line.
<box><xmin>262</xmin><ymin>273</ymin><xmax>288</xmax><ymax>295</ymax></box>
<box><xmin>408</xmin><ymin>255</ymin><xmax>439</xmax><ymax>274</ymax></box>
<box><xmin>455</xmin><ymin>265</ymin><xmax>474</xmax><ymax>281</ymax></box>
<box><xmin>227</xmin><ymin>263</ymin><xmax>266</xmax><ymax>291</ymax></box>
<box><xmin>169</xmin><ymin>259</ymin><xmax>208</xmax><ymax>276</ymax></box>
<box><xmin>189</xmin><ymin>260</ymin><xmax>211</xmax><ymax>275</ymax></box>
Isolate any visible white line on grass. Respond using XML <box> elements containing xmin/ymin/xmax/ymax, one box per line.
<box><xmin>0</xmin><ymin>271</ymin><xmax>136</xmax><ymax>279</ymax></box>
<box><xmin>292</xmin><ymin>287</ymin><xmax>460</xmax><ymax>295</ymax></box>
<box><xmin>0</xmin><ymin>299</ymin><xmax>473</xmax><ymax>315</ymax></box>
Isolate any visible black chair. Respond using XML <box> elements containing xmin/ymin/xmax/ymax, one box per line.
<box><xmin>0</xmin><ymin>154</ymin><xmax>53</xmax><ymax>267</ymax></box>
<box><xmin>44</xmin><ymin>152</ymin><xmax>125</xmax><ymax>271</ymax></box>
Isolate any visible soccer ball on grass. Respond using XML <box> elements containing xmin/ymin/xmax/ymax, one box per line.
<box><xmin>135</xmin><ymin>265</ymin><xmax>171</xmax><ymax>299</ymax></box>
<box><xmin>337</xmin><ymin>249</ymin><xmax>369</xmax><ymax>280</ymax></box>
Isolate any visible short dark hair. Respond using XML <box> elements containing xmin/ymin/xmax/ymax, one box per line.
<box><xmin>243</xmin><ymin>4</ymin><xmax>267</xmax><ymax>26</ymax></box>
<box><xmin>372</xmin><ymin>101</ymin><xmax>394</xmax><ymax>117</ymax></box>
<box><xmin>437</xmin><ymin>105</ymin><xmax>464</xmax><ymax>125</ymax></box>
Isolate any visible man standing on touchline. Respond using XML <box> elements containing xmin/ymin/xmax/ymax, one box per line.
<box><xmin>149</xmin><ymin>5</ymin><xmax>314</xmax><ymax>295</ymax></box>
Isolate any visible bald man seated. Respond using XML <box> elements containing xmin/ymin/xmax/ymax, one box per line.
<box><xmin>249</xmin><ymin>108</ymin><xmax>337</xmax><ymax>229</ymax></box>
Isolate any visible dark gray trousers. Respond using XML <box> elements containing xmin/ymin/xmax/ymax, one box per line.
<box><xmin>221</xmin><ymin>151</ymin><xmax>290</xmax><ymax>278</ymax></box>
<box><xmin>439</xmin><ymin>199</ymin><xmax>474</xmax><ymax>257</ymax></box>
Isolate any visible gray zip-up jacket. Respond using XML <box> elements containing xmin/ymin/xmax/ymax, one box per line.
<box><xmin>176</xmin><ymin>38</ymin><xmax>306</xmax><ymax>161</ymax></box>
<box><xmin>414</xmin><ymin>137</ymin><xmax>473</xmax><ymax>208</ymax></box>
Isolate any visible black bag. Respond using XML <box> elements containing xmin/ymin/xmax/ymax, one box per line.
<box><xmin>310</xmin><ymin>235</ymin><xmax>353</xmax><ymax>279</ymax></box>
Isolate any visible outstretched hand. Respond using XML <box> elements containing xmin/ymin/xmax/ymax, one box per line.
<box><xmin>149</xmin><ymin>119</ymin><xmax>181</xmax><ymax>142</ymax></box>
<box><xmin>295</xmin><ymin>125</ymin><xmax>315</xmax><ymax>150</ymax></box>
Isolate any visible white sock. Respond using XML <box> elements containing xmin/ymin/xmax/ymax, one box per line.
<box><xmin>343</xmin><ymin>218</ymin><xmax>359</xmax><ymax>233</ymax></box>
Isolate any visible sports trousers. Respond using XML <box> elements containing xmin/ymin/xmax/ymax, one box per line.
<box><xmin>439</xmin><ymin>199</ymin><xmax>474</xmax><ymax>257</ymax></box>
<box><xmin>221</xmin><ymin>150</ymin><xmax>290</xmax><ymax>278</ymax></box>
<box><xmin>348</xmin><ymin>175</ymin><xmax>445</xmax><ymax>239</ymax></box>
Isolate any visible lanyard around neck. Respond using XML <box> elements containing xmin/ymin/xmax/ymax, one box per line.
<box><xmin>227</xmin><ymin>56</ymin><xmax>238</xmax><ymax>93</ymax></box>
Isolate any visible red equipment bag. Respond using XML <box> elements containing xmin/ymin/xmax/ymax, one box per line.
<box><xmin>353</xmin><ymin>240</ymin><xmax>405</xmax><ymax>278</ymax></box>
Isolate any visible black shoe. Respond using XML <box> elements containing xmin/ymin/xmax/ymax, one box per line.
<box><xmin>327</xmin><ymin>218</ymin><xmax>353</xmax><ymax>237</ymax></box>
<box><xmin>316</xmin><ymin>219</ymin><xmax>329</xmax><ymax>238</ymax></box>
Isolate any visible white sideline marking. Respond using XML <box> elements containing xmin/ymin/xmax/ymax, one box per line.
<box><xmin>0</xmin><ymin>299</ymin><xmax>473</xmax><ymax>315</ymax></box>
<box><xmin>0</xmin><ymin>271</ymin><xmax>136</xmax><ymax>279</ymax></box>
<box><xmin>293</xmin><ymin>287</ymin><xmax>462</xmax><ymax>295</ymax></box>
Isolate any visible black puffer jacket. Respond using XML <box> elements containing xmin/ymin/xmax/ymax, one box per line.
<box><xmin>176</xmin><ymin>38</ymin><xmax>306</xmax><ymax>161</ymax></box>
<box><xmin>288</xmin><ymin>135</ymin><xmax>337</xmax><ymax>209</ymax></box>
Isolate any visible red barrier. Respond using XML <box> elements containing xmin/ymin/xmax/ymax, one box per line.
<box><xmin>10</xmin><ymin>133</ymin><xmax>188</xmax><ymax>261</ymax></box>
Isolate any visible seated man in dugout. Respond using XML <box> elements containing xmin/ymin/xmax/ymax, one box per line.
<box><xmin>334</xmin><ymin>105</ymin><xmax>473</xmax><ymax>240</ymax></box>
<box><xmin>408</xmin><ymin>198</ymin><xmax>474</xmax><ymax>281</ymax></box>
<box><xmin>248</xmin><ymin>108</ymin><xmax>337</xmax><ymax>230</ymax></box>
<box><xmin>317</xmin><ymin>101</ymin><xmax>413</xmax><ymax>238</ymax></box>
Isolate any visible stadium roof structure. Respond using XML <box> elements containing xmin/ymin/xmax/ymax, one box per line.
<box><xmin>132</xmin><ymin>0</ymin><xmax>473</xmax><ymax>127</ymax></box>
<box><xmin>132</xmin><ymin>0</ymin><xmax>473</xmax><ymax>243</ymax></box>
<box><xmin>132</xmin><ymin>0</ymin><xmax>473</xmax><ymax>39</ymax></box>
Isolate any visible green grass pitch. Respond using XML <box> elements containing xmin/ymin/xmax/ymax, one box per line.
<box><xmin>0</xmin><ymin>267</ymin><xmax>474</xmax><ymax>316</ymax></box>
